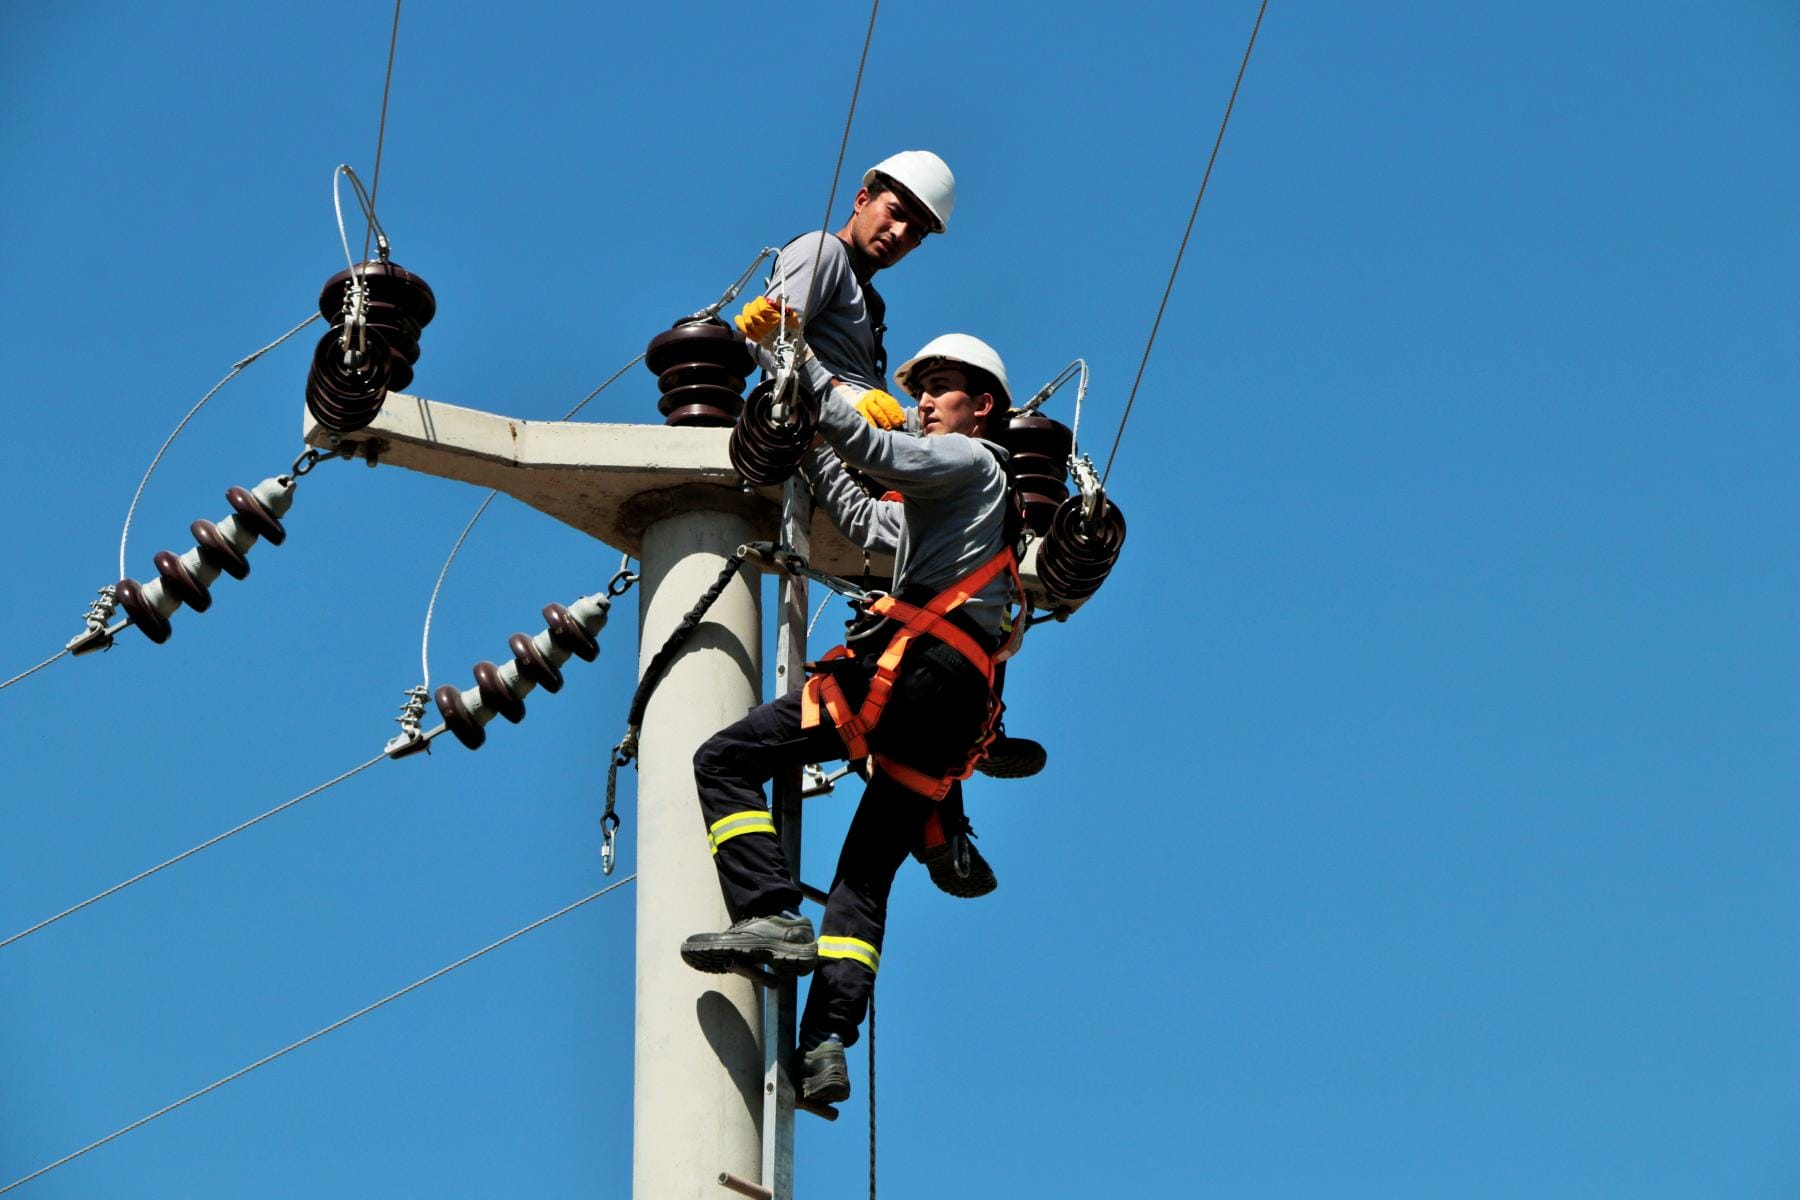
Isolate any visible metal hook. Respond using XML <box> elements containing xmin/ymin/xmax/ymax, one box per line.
<box><xmin>600</xmin><ymin>812</ymin><xmax>620</xmax><ymax>875</ymax></box>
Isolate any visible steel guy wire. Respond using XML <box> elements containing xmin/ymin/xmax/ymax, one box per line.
<box><xmin>116</xmin><ymin>312</ymin><xmax>324</xmax><ymax>581</ymax></box>
<box><xmin>363</xmin><ymin>0</ymin><xmax>404</xmax><ymax>260</ymax></box>
<box><xmin>0</xmin><ymin>752</ymin><xmax>386</xmax><ymax>952</ymax></box>
<box><xmin>414</xmin><ymin>350</ymin><xmax>644</xmax><ymax>690</ymax></box>
<box><xmin>0</xmin><ymin>874</ymin><xmax>636</xmax><ymax>1196</ymax></box>
<box><xmin>0</xmin><ymin>649</ymin><xmax>68</xmax><ymax>694</ymax></box>
<box><xmin>1101</xmin><ymin>0</ymin><xmax>1270</xmax><ymax>489</ymax></box>
<box><xmin>332</xmin><ymin>164</ymin><xmax>386</xmax><ymax>280</ymax></box>
<box><xmin>800</xmin><ymin>0</ymin><xmax>881</xmax><ymax>324</ymax></box>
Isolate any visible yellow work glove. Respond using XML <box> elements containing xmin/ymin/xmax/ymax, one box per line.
<box><xmin>733</xmin><ymin>295</ymin><xmax>799</xmax><ymax>344</ymax></box>
<box><xmin>852</xmin><ymin>389</ymin><xmax>907</xmax><ymax>431</ymax></box>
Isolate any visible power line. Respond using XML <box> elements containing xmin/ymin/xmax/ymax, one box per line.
<box><xmin>802</xmin><ymin>0</ymin><xmax>882</xmax><ymax>319</ymax></box>
<box><xmin>363</xmin><ymin>0</ymin><xmax>404</xmax><ymax>260</ymax></box>
<box><xmin>117</xmin><ymin>313</ymin><xmax>323</xmax><ymax>581</ymax></box>
<box><xmin>0</xmin><ymin>752</ymin><xmax>386</xmax><ymax>951</ymax></box>
<box><xmin>0</xmin><ymin>875</ymin><xmax>636</xmax><ymax>1196</ymax></box>
<box><xmin>1101</xmin><ymin>0</ymin><xmax>1270</xmax><ymax>488</ymax></box>
<box><xmin>0</xmin><ymin>649</ymin><xmax>68</xmax><ymax>694</ymax></box>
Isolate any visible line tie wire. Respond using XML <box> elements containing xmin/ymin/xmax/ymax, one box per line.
<box><xmin>0</xmin><ymin>875</ymin><xmax>636</xmax><ymax>1196</ymax></box>
<box><xmin>1100</xmin><ymin>0</ymin><xmax>1270</xmax><ymax>489</ymax></box>
<box><xmin>0</xmin><ymin>649</ymin><xmax>68</xmax><ymax>694</ymax></box>
<box><xmin>0</xmin><ymin>752</ymin><xmax>386</xmax><ymax>952</ymax></box>
<box><xmin>116</xmin><ymin>312</ymin><xmax>324</xmax><ymax>581</ymax></box>
<box><xmin>363</xmin><ymin>0</ymin><xmax>404</xmax><ymax>260</ymax></box>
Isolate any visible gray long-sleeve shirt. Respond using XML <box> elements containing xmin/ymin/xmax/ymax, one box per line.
<box><xmin>801</xmin><ymin>385</ymin><xmax>1015</xmax><ymax>643</ymax></box>
<box><xmin>766</xmin><ymin>231</ymin><xmax>887</xmax><ymax>393</ymax></box>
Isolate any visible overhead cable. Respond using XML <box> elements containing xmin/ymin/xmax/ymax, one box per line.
<box><xmin>0</xmin><ymin>649</ymin><xmax>68</xmax><ymax>694</ymax></box>
<box><xmin>117</xmin><ymin>312</ymin><xmax>324</xmax><ymax>581</ymax></box>
<box><xmin>1101</xmin><ymin>0</ymin><xmax>1270</xmax><ymax>488</ymax></box>
<box><xmin>0</xmin><ymin>875</ymin><xmax>636</xmax><ymax>1196</ymax></box>
<box><xmin>0</xmin><ymin>753</ymin><xmax>386</xmax><ymax>952</ymax></box>
<box><xmin>364</xmin><ymin>0</ymin><xmax>404</xmax><ymax>260</ymax></box>
<box><xmin>801</xmin><ymin>0</ymin><xmax>881</xmax><ymax>319</ymax></box>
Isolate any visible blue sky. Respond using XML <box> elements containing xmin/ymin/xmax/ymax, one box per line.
<box><xmin>2</xmin><ymin>2</ymin><xmax>1795</xmax><ymax>1196</ymax></box>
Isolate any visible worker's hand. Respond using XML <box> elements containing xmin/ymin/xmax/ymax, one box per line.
<box><xmin>733</xmin><ymin>295</ymin><xmax>799</xmax><ymax>345</ymax></box>
<box><xmin>852</xmin><ymin>389</ymin><xmax>907</xmax><ymax>431</ymax></box>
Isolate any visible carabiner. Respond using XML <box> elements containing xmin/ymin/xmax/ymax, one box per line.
<box><xmin>600</xmin><ymin>811</ymin><xmax>621</xmax><ymax>875</ymax></box>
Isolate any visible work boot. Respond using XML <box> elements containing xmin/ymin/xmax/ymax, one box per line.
<box><xmin>796</xmin><ymin>1037</ymin><xmax>851</xmax><ymax>1105</ymax></box>
<box><xmin>914</xmin><ymin>814</ymin><xmax>997</xmax><ymax>899</ymax></box>
<box><xmin>680</xmin><ymin>913</ymin><xmax>818</xmax><ymax>975</ymax></box>
<box><xmin>977</xmin><ymin>728</ymin><xmax>1047</xmax><ymax>778</ymax></box>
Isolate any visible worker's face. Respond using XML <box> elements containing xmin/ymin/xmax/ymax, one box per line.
<box><xmin>844</xmin><ymin>186</ymin><xmax>932</xmax><ymax>269</ymax></box>
<box><xmin>916</xmin><ymin>366</ymin><xmax>993</xmax><ymax>438</ymax></box>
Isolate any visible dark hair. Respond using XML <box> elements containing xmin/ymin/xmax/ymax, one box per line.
<box><xmin>865</xmin><ymin>173</ymin><xmax>933</xmax><ymax>231</ymax></box>
<box><xmin>912</xmin><ymin>358</ymin><xmax>1003</xmax><ymax>437</ymax></box>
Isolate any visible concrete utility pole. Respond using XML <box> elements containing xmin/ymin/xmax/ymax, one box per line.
<box><xmin>307</xmin><ymin>393</ymin><xmax>874</xmax><ymax>1199</ymax></box>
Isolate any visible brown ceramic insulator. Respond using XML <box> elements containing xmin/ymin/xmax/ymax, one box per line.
<box><xmin>473</xmin><ymin>661</ymin><xmax>525</xmax><ymax>724</ymax></box>
<box><xmin>660</xmin><ymin>403</ymin><xmax>739</xmax><ymax>427</ymax></box>
<box><xmin>658</xmin><ymin>361</ymin><xmax>745</xmax><ymax>393</ymax></box>
<box><xmin>1009</xmin><ymin>472</ymin><xmax>1071</xmax><ymax>499</ymax></box>
<box><xmin>658</xmin><ymin>384</ymin><xmax>745</xmax><ymax>424</ymax></box>
<box><xmin>996</xmin><ymin>411</ymin><xmax>1075</xmax><ymax>458</ymax></box>
<box><xmin>360</xmin><ymin>300</ymin><xmax>423</xmax><ymax>346</ymax></box>
<box><xmin>728</xmin><ymin>379</ymin><xmax>815</xmax><ymax>486</ymax></box>
<box><xmin>318</xmin><ymin>260</ymin><xmax>438</xmax><ymax>327</ymax></box>
<box><xmin>1035</xmin><ymin>495</ymin><xmax>1128</xmax><ymax>603</ymax></box>
<box><xmin>115</xmin><ymin>577</ymin><xmax>173</xmax><ymax>644</ymax></box>
<box><xmin>542</xmin><ymin>603</ymin><xmax>598</xmax><ymax>662</ymax></box>
<box><xmin>310</xmin><ymin>325</ymin><xmax>392</xmax><ymax>395</ymax></box>
<box><xmin>385</xmin><ymin>355</ymin><xmax>414</xmax><ymax>392</ymax></box>
<box><xmin>191</xmin><ymin>519</ymin><xmax>249</xmax><ymax>580</ymax></box>
<box><xmin>226</xmin><ymin>486</ymin><xmax>286</xmax><ymax>546</ymax></box>
<box><xmin>435</xmin><ymin>683</ymin><xmax>486</xmax><ymax>749</ymax></box>
<box><xmin>510</xmin><ymin>632</ymin><xmax>564</xmax><ymax>694</ymax></box>
<box><xmin>154</xmin><ymin>550</ymin><xmax>212</xmax><ymax>612</ymax></box>
<box><xmin>644</xmin><ymin>319</ymin><xmax>755</xmax><ymax>378</ymax></box>
<box><xmin>1018</xmin><ymin>496</ymin><xmax>1064</xmax><ymax>537</ymax></box>
<box><xmin>1006</xmin><ymin>450</ymin><xmax>1068</xmax><ymax>482</ymax></box>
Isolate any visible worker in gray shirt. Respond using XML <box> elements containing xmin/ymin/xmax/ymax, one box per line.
<box><xmin>682</xmin><ymin>335</ymin><xmax>1023</xmax><ymax>1106</ymax></box>
<box><xmin>733</xmin><ymin>149</ymin><xmax>954</xmax><ymax>424</ymax></box>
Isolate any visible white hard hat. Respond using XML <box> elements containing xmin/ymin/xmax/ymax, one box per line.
<box><xmin>894</xmin><ymin>333</ymin><xmax>1012</xmax><ymax>407</ymax></box>
<box><xmin>862</xmin><ymin>150</ymin><xmax>956</xmax><ymax>234</ymax></box>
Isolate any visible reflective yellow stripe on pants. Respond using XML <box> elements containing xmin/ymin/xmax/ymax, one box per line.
<box><xmin>818</xmin><ymin>935</ymin><xmax>880</xmax><ymax>974</ymax></box>
<box><xmin>708</xmin><ymin>809</ymin><xmax>776</xmax><ymax>854</ymax></box>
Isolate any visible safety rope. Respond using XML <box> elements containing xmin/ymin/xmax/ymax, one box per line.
<box><xmin>1101</xmin><ymin>0</ymin><xmax>1270</xmax><ymax>488</ymax></box>
<box><xmin>602</xmin><ymin>549</ymin><xmax>751</xmax><ymax>843</ymax></box>
<box><xmin>116</xmin><ymin>313</ymin><xmax>323</xmax><ymax>581</ymax></box>
<box><xmin>0</xmin><ymin>649</ymin><xmax>68</xmax><ymax>694</ymax></box>
<box><xmin>0</xmin><ymin>752</ymin><xmax>386</xmax><ymax>952</ymax></box>
<box><xmin>363</xmin><ymin>0</ymin><xmax>404</xmax><ymax>260</ymax></box>
<box><xmin>868</xmin><ymin>983</ymin><xmax>878</xmax><ymax>1200</ymax></box>
<box><xmin>0</xmin><ymin>874</ymin><xmax>636</xmax><ymax>1196</ymax></box>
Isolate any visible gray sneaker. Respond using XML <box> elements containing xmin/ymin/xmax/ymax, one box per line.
<box><xmin>798</xmin><ymin>1038</ymin><xmax>850</xmax><ymax>1104</ymax></box>
<box><xmin>681</xmin><ymin>913</ymin><xmax>818</xmax><ymax>975</ymax></box>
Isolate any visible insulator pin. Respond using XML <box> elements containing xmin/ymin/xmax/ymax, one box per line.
<box><xmin>433</xmin><ymin>592</ymin><xmax>611</xmax><ymax>751</ymax></box>
<box><xmin>116</xmin><ymin>476</ymin><xmax>296</xmax><ymax>644</ymax></box>
<box><xmin>644</xmin><ymin>318</ymin><xmax>754</xmax><ymax>427</ymax></box>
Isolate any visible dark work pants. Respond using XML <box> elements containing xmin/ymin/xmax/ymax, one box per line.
<box><xmin>693</xmin><ymin>639</ymin><xmax>990</xmax><ymax>1046</ymax></box>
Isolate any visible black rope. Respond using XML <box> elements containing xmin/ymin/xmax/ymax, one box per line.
<box><xmin>868</xmin><ymin>984</ymin><xmax>877</xmax><ymax>1200</ymax></box>
<box><xmin>626</xmin><ymin>550</ymin><xmax>750</xmax><ymax>732</ymax></box>
<box><xmin>1101</xmin><ymin>0</ymin><xmax>1270</xmax><ymax>488</ymax></box>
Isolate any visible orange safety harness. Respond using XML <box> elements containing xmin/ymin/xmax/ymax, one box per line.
<box><xmin>800</xmin><ymin>545</ymin><xmax>1026</xmax><ymax>802</ymax></box>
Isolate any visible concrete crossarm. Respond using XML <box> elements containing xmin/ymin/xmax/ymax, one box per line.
<box><xmin>303</xmin><ymin>391</ymin><xmax>893</xmax><ymax>579</ymax></box>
